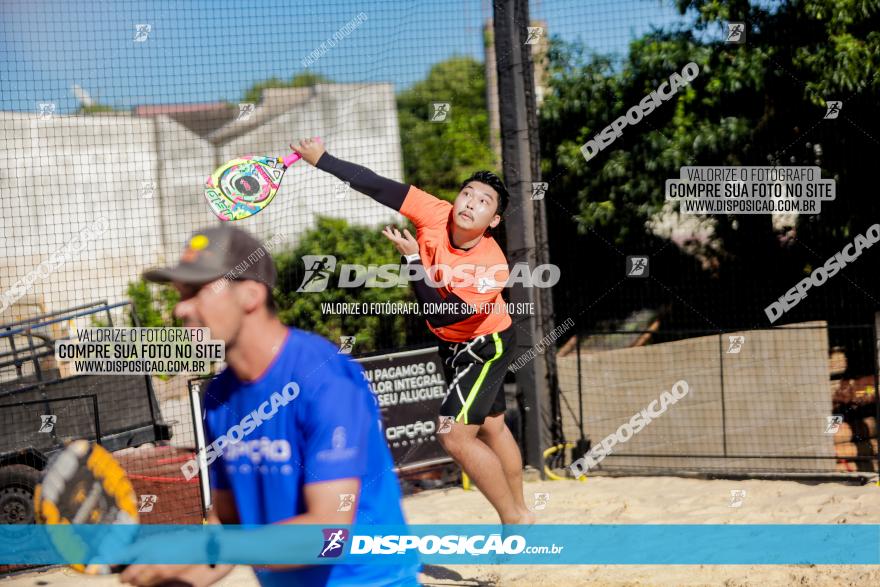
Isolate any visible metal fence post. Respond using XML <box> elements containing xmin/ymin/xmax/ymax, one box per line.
<box><xmin>493</xmin><ymin>0</ymin><xmax>547</xmax><ymax>472</ymax></box>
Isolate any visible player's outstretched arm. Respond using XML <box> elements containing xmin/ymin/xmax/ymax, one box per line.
<box><xmin>290</xmin><ymin>138</ymin><xmax>409</xmax><ymax>211</ymax></box>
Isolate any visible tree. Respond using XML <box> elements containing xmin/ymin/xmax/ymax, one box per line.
<box><xmin>242</xmin><ymin>72</ymin><xmax>333</xmax><ymax>104</ymax></box>
<box><xmin>126</xmin><ymin>279</ymin><xmax>181</xmax><ymax>328</ymax></box>
<box><xmin>397</xmin><ymin>56</ymin><xmax>498</xmax><ymax>200</ymax></box>
<box><xmin>539</xmin><ymin>0</ymin><xmax>879</xmax><ymax>328</ymax></box>
<box><xmin>273</xmin><ymin>217</ymin><xmax>429</xmax><ymax>353</ymax></box>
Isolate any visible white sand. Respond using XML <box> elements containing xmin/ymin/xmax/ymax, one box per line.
<box><xmin>4</xmin><ymin>476</ymin><xmax>878</xmax><ymax>586</ymax></box>
<box><xmin>404</xmin><ymin>475</ymin><xmax>880</xmax><ymax>586</ymax></box>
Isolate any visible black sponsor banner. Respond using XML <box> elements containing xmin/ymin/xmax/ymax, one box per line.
<box><xmin>356</xmin><ymin>347</ymin><xmax>452</xmax><ymax>470</ymax></box>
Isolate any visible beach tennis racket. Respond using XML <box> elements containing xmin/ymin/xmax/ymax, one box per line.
<box><xmin>204</xmin><ymin>137</ymin><xmax>321</xmax><ymax>221</ymax></box>
<box><xmin>34</xmin><ymin>439</ymin><xmax>191</xmax><ymax>585</ymax></box>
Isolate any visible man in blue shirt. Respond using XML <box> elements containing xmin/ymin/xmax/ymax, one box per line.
<box><xmin>122</xmin><ymin>225</ymin><xmax>420</xmax><ymax>586</ymax></box>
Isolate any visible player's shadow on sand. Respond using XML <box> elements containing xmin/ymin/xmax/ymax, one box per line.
<box><xmin>421</xmin><ymin>564</ymin><xmax>496</xmax><ymax>586</ymax></box>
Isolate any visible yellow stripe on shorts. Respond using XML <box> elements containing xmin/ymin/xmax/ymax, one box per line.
<box><xmin>456</xmin><ymin>332</ymin><xmax>503</xmax><ymax>424</ymax></box>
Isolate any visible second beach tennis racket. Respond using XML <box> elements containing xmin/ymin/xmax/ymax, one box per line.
<box><xmin>34</xmin><ymin>439</ymin><xmax>191</xmax><ymax>585</ymax></box>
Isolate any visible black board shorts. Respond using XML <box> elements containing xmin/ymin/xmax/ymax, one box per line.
<box><xmin>437</xmin><ymin>325</ymin><xmax>516</xmax><ymax>425</ymax></box>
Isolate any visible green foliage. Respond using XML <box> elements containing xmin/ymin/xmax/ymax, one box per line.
<box><xmin>397</xmin><ymin>56</ymin><xmax>498</xmax><ymax>200</ymax></box>
<box><xmin>89</xmin><ymin>314</ymin><xmax>111</xmax><ymax>327</ymax></box>
<box><xmin>274</xmin><ymin>217</ymin><xmax>415</xmax><ymax>353</ymax></box>
<box><xmin>677</xmin><ymin>0</ymin><xmax>880</xmax><ymax>100</ymax></box>
<box><xmin>126</xmin><ymin>279</ymin><xmax>181</xmax><ymax>328</ymax></box>
<box><xmin>242</xmin><ymin>72</ymin><xmax>333</xmax><ymax>104</ymax></box>
<box><xmin>541</xmin><ymin>0</ymin><xmax>880</xmax><ymax>252</ymax></box>
<box><xmin>78</xmin><ymin>103</ymin><xmax>120</xmax><ymax>115</ymax></box>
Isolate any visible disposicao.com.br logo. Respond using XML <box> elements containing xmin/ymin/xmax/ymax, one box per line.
<box><xmin>318</xmin><ymin>528</ymin><xmax>349</xmax><ymax>558</ymax></box>
<box><xmin>338</xmin><ymin>533</ymin><xmax>562</xmax><ymax>556</ymax></box>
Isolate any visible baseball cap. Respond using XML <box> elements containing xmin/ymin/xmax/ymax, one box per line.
<box><xmin>143</xmin><ymin>225</ymin><xmax>277</xmax><ymax>288</ymax></box>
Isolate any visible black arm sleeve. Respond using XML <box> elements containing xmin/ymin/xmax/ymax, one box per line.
<box><xmin>315</xmin><ymin>152</ymin><xmax>409</xmax><ymax>211</ymax></box>
<box><xmin>408</xmin><ymin>261</ymin><xmax>477</xmax><ymax>328</ymax></box>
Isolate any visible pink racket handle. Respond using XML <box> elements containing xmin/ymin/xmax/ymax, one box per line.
<box><xmin>283</xmin><ymin>137</ymin><xmax>322</xmax><ymax>167</ymax></box>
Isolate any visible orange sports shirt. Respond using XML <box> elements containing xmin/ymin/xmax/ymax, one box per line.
<box><xmin>399</xmin><ymin>186</ymin><xmax>512</xmax><ymax>342</ymax></box>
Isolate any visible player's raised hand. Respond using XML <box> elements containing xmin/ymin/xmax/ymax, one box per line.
<box><xmin>289</xmin><ymin>137</ymin><xmax>325</xmax><ymax>166</ymax></box>
<box><xmin>382</xmin><ymin>226</ymin><xmax>419</xmax><ymax>256</ymax></box>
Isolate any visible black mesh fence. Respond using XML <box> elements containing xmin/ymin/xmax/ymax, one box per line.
<box><xmin>0</xmin><ymin>303</ymin><xmax>202</xmax><ymax>535</ymax></box>
<box><xmin>0</xmin><ymin>0</ymin><xmax>878</xmax><ymax>528</ymax></box>
<box><xmin>556</xmin><ymin>324</ymin><xmax>878</xmax><ymax>476</ymax></box>
<box><xmin>530</xmin><ymin>0</ymin><xmax>879</xmax><ymax>474</ymax></box>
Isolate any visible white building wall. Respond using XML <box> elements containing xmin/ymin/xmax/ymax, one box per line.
<box><xmin>0</xmin><ymin>82</ymin><xmax>405</xmax><ymax>317</ymax></box>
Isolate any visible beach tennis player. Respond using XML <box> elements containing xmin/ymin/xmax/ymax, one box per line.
<box><xmin>292</xmin><ymin>138</ymin><xmax>532</xmax><ymax>525</ymax></box>
<box><xmin>123</xmin><ymin>225</ymin><xmax>420</xmax><ymax>586</ymax></box>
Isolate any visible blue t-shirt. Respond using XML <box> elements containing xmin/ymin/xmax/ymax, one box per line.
<box><xmin>202</xmin><ymin>328</ymin><xmax>420</xmax><ymax>587</ymax></box>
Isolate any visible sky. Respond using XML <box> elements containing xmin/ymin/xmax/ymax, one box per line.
<box><xmin>0</xmin><ymin>0</ymin><xmax>696</xmax><ymax>114</ymax></box>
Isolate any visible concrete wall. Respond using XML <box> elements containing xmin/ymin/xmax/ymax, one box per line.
<box><xmin>0</xmin><ymin>82</ymin><xmax>404</xmax><ymax>319</ymax></box>
<box><xmin>558</xmin><ymin>321</ymin><xmax>835</xmax><ymax>473</ymax></box>
<box><xmin>0</xmin><ymin>112</ymin><xmax>174</xmax><ymax>314</ymax></box>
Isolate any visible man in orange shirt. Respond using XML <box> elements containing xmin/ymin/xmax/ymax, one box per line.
<box><xmin>293</xmin><ymin>138</ymin><xmax>532</xmax><ymax>525</ymax></box>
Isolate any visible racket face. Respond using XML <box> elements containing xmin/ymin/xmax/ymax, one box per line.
<box><xmin>35</xmin><ymin>440</ymin><xmax>139</xmax><ymax>574</ymax></box>
<box><xmin>204</xmin><ymin>155</ymin><xmax>286</xmax><ymax>221</ymax></box>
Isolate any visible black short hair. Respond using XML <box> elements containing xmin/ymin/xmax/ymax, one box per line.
<box><xmin>460</xmin><ymin>171</ymin><xmax>509</xmax><ymax>217</ymax></box>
